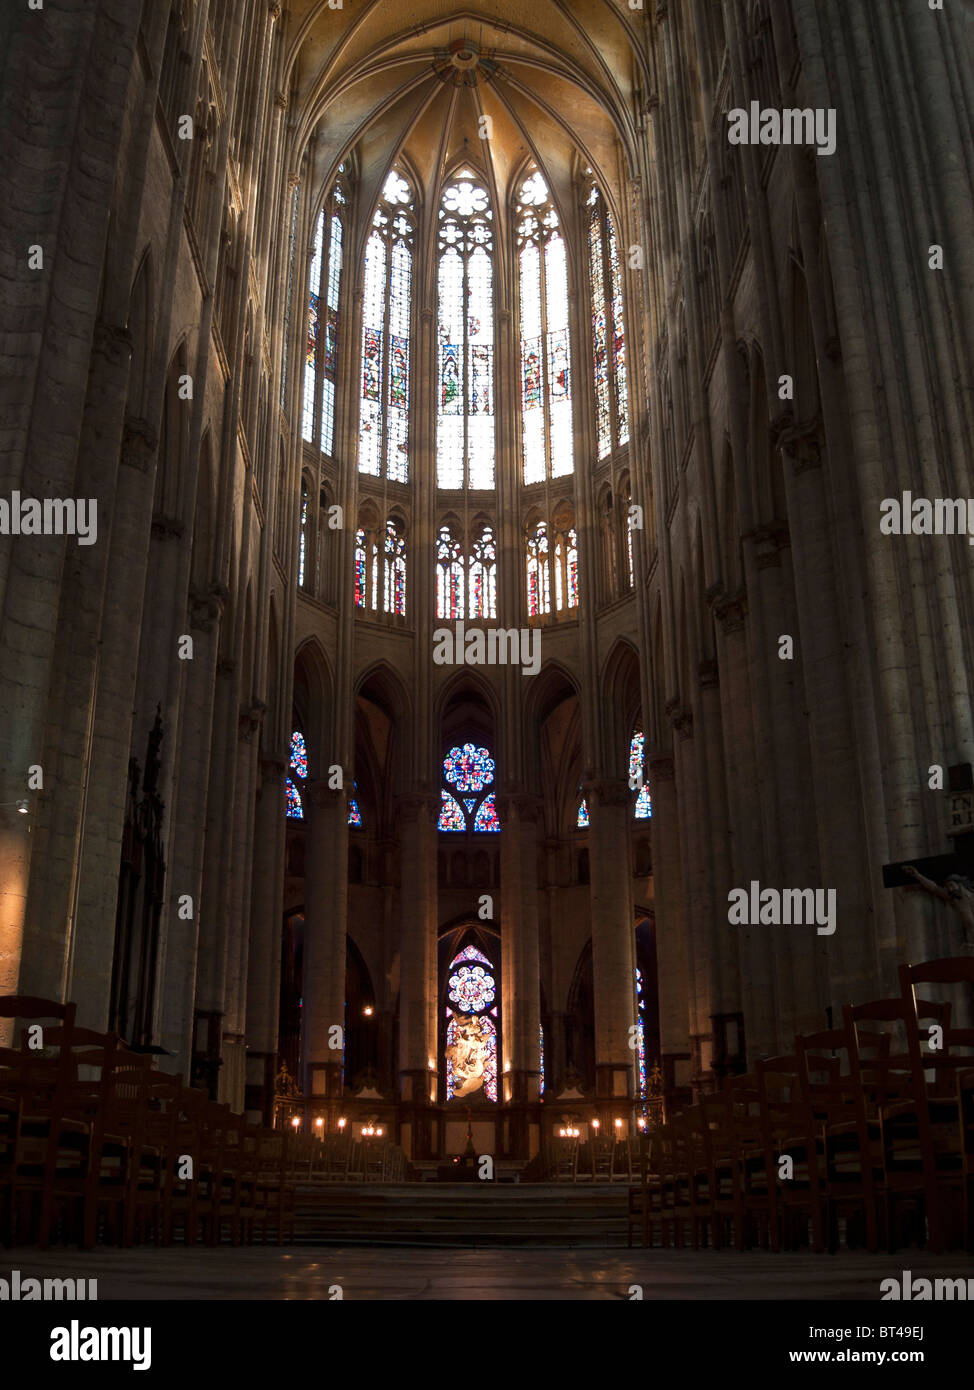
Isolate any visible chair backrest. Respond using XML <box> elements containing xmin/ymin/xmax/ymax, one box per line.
<box><xmin>0</xmin><ymin>996</ymin><xmax>77</xmax><ymax>1051</ymax></box>
<box><xmin>900</xmin><ymin>959</ymin><xmax>974</xmax><ymax>1069</ymax></box>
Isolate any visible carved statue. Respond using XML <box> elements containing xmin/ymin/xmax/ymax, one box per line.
<box><xmin>903</xmin><ymin>865</ymin><xmax>974</xmax><ymax>942</ymax></box>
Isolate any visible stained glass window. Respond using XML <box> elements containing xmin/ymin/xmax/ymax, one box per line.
<box><xmin>347</xmin><ymin>779</ymin><xmax>362</xmax><ymax>828</ymax></box>
<box><xmin>437</xmin><ymin>173</ymin><xmax>495</xmax><ymax>489</ymax></box>
<box><xmin>526</xmin><ymin>521</ymin><xmax>550</xmax><ymax>618</ymax></box>
<box><xmin>469</xmin><ymin>524</ymin><xmax>496</xmax><ymax>620</ymax></box>
<box><xmin>473</xmin><ymin>793</ymin><xmax>501</xmax><ymax>833</ymax></box>
<box><xmin>298</xmin><ymin>481</ymin><xmax>308</xmax><ymax>588</ymax></box>
<box><xmin>436</xmin><ymin>524</ymin><xmax>464</xmax><ymax>620</ymax></box>
<box><xmin>359</xmin><ymin>170</ymin><xmax>414</xmax><ymax>481</ymax></box>
<box><xmin>451</xmin><ymin>945</ymin><xmax>492</xmax><ymax>968</ymax></box>
<box><xmin>448</xmin><ymin>962</ymin><xmax>496</xmax><ymax>1012</ymax></box>
<box><xmin>286</xmin><ymin>729</ymin><xmax>307</xmax><ymax>819</ymax></box>
<box><xmin>302</xmin><ymin>213</ymin><xmax>324</xmax><ymax>442</ymax></box>
<box><xmin>576</xmin><ymin>799</ymin><xmax>589</xmax><ymax>828</ymax></box>
<box><xmin>290</xmin><ymin>731</ymin><xmax>308</xmax><ymax>780</ymax></box>
<box><xmin>302</xmin><ymin>176</ymin><xmax>346</xmax><ymax>452</ymax></box>
<box><xmin>383</xmin><ymin>519</ymin><xmax>406</xmax><ymax>617</ymax></box>
<box><xmin>438</xmin><ymin>743</ymin><xmax>501</xmax><ymax>833</ymax></box>
<box><xmin>438</xmin><ymin>791</ymin><xmax>466</xmax><ymax>832</ymax></box>
<box><xmin>517</xmin><ymin>169</ymin><xmax>574</xmax><ymax>484</ymax></box>
<box><xmin>539</xmin><ymin>1024</ymin><xmax>544</xmax><ymax>1097</ymax></box>
<box><xmin>445</xmin><ymin>1009</ymin><xmax>497</xmax><ymax>1103</ymax></box>
<box><xmin>444</xmin><ymin>743</ymin><xmax>495</xmax><ymax>792</ymax></box>
<box><xmin>630</xmin><ymin>729</ymin><xmax>653</xmax><ymax>818</ymax></box>
<box><xmin>321</xmin><ymin>213</ymin><xmax>343</xmax><ymax>455</ymax></box>
<box><xmin>636</xmin><ymin>968</ymin><xmax>647</xmax><ymax>1100</ymax></box>
<box><xmin>354</xmin><ymin>528</ymin><xmax>367</xmax><ymax>608</ymax></box>
<box><xmin>552</xmin><ymin>523</ymin><xmax>579</xmax><ymax>614</ymax></box>
<box><xmin>588</xmin><ymin>184</ymin><xmax>629</xmax><ymax>457</ymax></box>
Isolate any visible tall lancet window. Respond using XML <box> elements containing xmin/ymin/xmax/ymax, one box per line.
<box><xmin>302</xmin><ymin>170</ymin><xmax>346</xmax><ymax>450</ymax></box>
<box><xmin>445</xmin><ymin>945</ymin><xmax>499</xmax><ymax>1103</ymax></box>
<box><xmin>286</xmin><ymin>730</ymin><xmax>307</xmax><ymax>819</ymax></box>
<box><xmin>468</xmin><ymin>523</ymin><xmax>497</xmax><ymax>620</ymax></box>
<box><xmin>526</xmin><ymin>520</ymin><xmax>550</xmax><ymax>618</ymax></box>
<box><xmin>437</xmin><ymin>172</ymin><xmax>495</xmax><ymax>489</ymax></box>
<box><xmin>359</xmin><ymin>170</ymin><xmax>414</xmax><ymax>482</ymax></box>
<box><xmin>383</xmin><ymin>518</ymin><xmax>407</xmax><ymax>617</ymax></box>
<box><xmin>588</xmin><ymin>183</ymin><xmax>629</xmax><ymax>460</ymax></box>
<box><xmin>517</xmin><ymin>169</ymin><xmax>574</xmax><ymax>484</ymax></box>
<box><xmin>436</xmin><ymin>523</ymin><xmax>464</xmax><ymax>621</ymax></box>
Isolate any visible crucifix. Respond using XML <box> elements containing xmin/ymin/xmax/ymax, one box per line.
<box><xmin>882</xmin><ymin>763</ymin><xmax>974</xmax><ymax>946</ymax></box>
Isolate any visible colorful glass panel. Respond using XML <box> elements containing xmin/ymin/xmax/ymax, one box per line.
<box><xmin>443</xmin><ymin>744</ymin><xmax>495</xmax><ymax>793</ymax></box>
<box><xmin>347</xmin><ymin>798</ymin><xmax>362</xmax><ymax>828</ymax></box>
<box><xmin>445</xmin><ymin>1010</ymin><xmax>497</xmax><ymax>1103</ymax></box>
<box><xmin>383</xmin><ymin>519</ymin><xmax>406</xmax><ymax>617</ymax></box>
<box><xmin>354</xmin><ymin>528</ymin><xmax>366</xmax><ymax>608</ymax></box>
<box><xmin>448</xmin><ymin>963</ymin><xmax>496</xmax><ymax>1012</ymax></box>
<box><xmin>436</xmin><ymin>525</ymin><xmax>464</xmax><ymax>620</ymax></box>
<box><xmin>359</xmin><ymin>174</ymin><xmax>414</xmax><ymax>480</ymax></box>
<box><xmin>436</xmin><ymin>179</ymin><xmax>494</xmax><ymax>489</ymax></box>
<box><xmin>630</xmin><ymin>730</ymin><xmax>653</xmax><ymax>818</ymax></box>
<box><xmin>438</xmin><ymin>791</ymin><xmax>466</xmax><ymax>832</ymax></box>
<box><xmin>289</xmin><ymin>731</ymin><xmax>308</xmax><ymax>780</ymax></box>
<box><xmin>450</xmin><ymin>946</ymin><xmax>493</xmax><ymax>968</ymax></box>
<box><xmin>473</xmin><ymin>792</ymin><xmax>500</xmax><ymax>833</ymax></box>
<box><xmin>285</xmin><ymin>778</ymin><xmax>303</xmax><ymax>819</ymax></box>
<box><xmin>469</xmin><ymin>524</ymin><xmax>496</xmax><ymax>620</ymax></box>
<box><xmin>636</xmin><ymin>968</ymin><xmax>647</xmax><ymax>1099</ymax></box>
<box><xmin>526</xmin><ymin>523</ymin><xmax>550</xmax><ymax>617</ymax></box>
<box><xmin>576</xmin><ymin>799</ymin><xmax>589</xmax><ymax>828</ymax></box>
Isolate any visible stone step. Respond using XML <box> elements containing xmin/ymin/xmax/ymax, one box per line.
<box><xmin>292</xmin><ymin>1182</ymin><xmax>633</xmax><ymax>1247</ymax></box>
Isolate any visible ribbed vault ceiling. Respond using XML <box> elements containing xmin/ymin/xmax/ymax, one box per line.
<box><xmin>284</xmin><ymin>1</ymin><xmax>646</xmax><ymax>234</ymax></box>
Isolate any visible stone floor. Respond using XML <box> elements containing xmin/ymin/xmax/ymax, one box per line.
<box><xmin>5</xmin><ymin>1245</ymin><xmax>973</xmax><ymax>1299</ymax></box>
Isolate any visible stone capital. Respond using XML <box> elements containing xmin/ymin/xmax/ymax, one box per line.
<box><xmin>188</xmin><ymin>581</ymin><xmax>227</xmax><ymax>633</ymax></box>
<box><xmin>709</xmin><ymin>584</ymin><xmax>748</xmax><ymax>635</ymax></box>
<box><xmin>307</xmin><ymin>779</ymin><xmax>348</xmax><ymax>814</ymax></box>
<box><xmin>495</xmin><ymin>791</ymin><xmax>543</xmax><ymax>826</ymax></box>
<box><xmin>238</xmin><ymin>700</ymin><xmax>267</xmax><ymax>743</ymax></box>
<box><xmin>665</xmin><ymin>697</ymin><xmax>693</xmax><ymax>742</ymax></box>
<box><xmin>698</xmin><ymin>657</ymin><xmax>719</xmax><ymax>690</ymax></box>
<box><xmin>648</xmin><ymin>755</ymin><xmax>675</xmax><ymax>783</ymax></box>
<box><xmin>395</xmin><ymin>792</ymin><xmax>440</xmax><ymax>827</ymax></box>
<box><xmin>778</xmin><ymin>415</ymin><xmax>824</xmax><ymax>473</ymax></box>
<box><xmin>121</xmin><ymin>417</ymin><xmax>159</xmax><ymax>471</ymax></box>
<box><xmin>745</xmin><ymin>520</ymin><xmax>790</xmax><ymax>569</ymax></box>
<box><xmin>260</xmin><ymin>756</ymin><xmax>286</xmax><ymax>787</ymax></box>
<box><xmin>581</xmin><ymin>778</ymin><xmax>630</xmax><ymax>809</ymax></box>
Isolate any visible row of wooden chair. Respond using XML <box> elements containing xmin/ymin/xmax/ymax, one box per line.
<box><xmin>299</xmin><ymin>1135</ymin><xmax>408</xmax><ymax>1184</ymax></box>
<box><xmin>628</xmin><ymin>956</ymin><xmax>974</xmax><ymax>1254</ymax></box>
<box><xmin>544</xmin><ymin>1137</ymin><xmax>638</xmax><ymax>1183</ymax></box>
<box><xmin>0</xmin><ymin>997</ymin><xmax>304</xmax><ymax>1248</ymax></box>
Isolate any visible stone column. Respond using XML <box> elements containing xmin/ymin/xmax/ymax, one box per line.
<box><xmin>396</xmin><ymin>794</ymin><xmax>438</xmax><ymax>1159</ymax></box>
<box><xmin>301</xmin><ymin>780</ymin><xmax>348</xmax><ymax>1113</ymax></box>
<box><xmin>647</xmin><ymin>755</ymin><xmax>691</xmax><ymax>1098</ymax></box>
<box><xmin>245</xmin><ymin>755</ymin><xmax>286</xmax><ymax>1123</ymax></box>
<box><xmin>218</xmin><ymin>706</ymin><xmax>263</xmax><ymax>1111</ymax></box>
<box><xmin>585</xmin><ymin>778</ymin><xmax>636</xmax><ymax>1102</ymax></box>
<box><xmin>498</xmin><ymin>793</ymin><xmax>542</xmax><ymax>1154</ymax></box>
<box><xmin>156</xmin><ymin>588</ymin><xmax>223</xmax><ymax>1077</ymax></box>
<box><xmin>711</xmin><ymin>591</ymin><xmax>777</xmax><ymax>1059</ymax></box>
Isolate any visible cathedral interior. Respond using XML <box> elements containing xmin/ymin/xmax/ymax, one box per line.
<box><xmin>1</xmin><ymin>0</ymin><xmax>974</xmax><ymax>1316</ymax></box>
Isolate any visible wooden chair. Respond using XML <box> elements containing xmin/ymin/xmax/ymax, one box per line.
<box><xmin>755</xmin><ymin>1055</ymin><xmax>826</xmax><ymax>1252</ymax></box>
